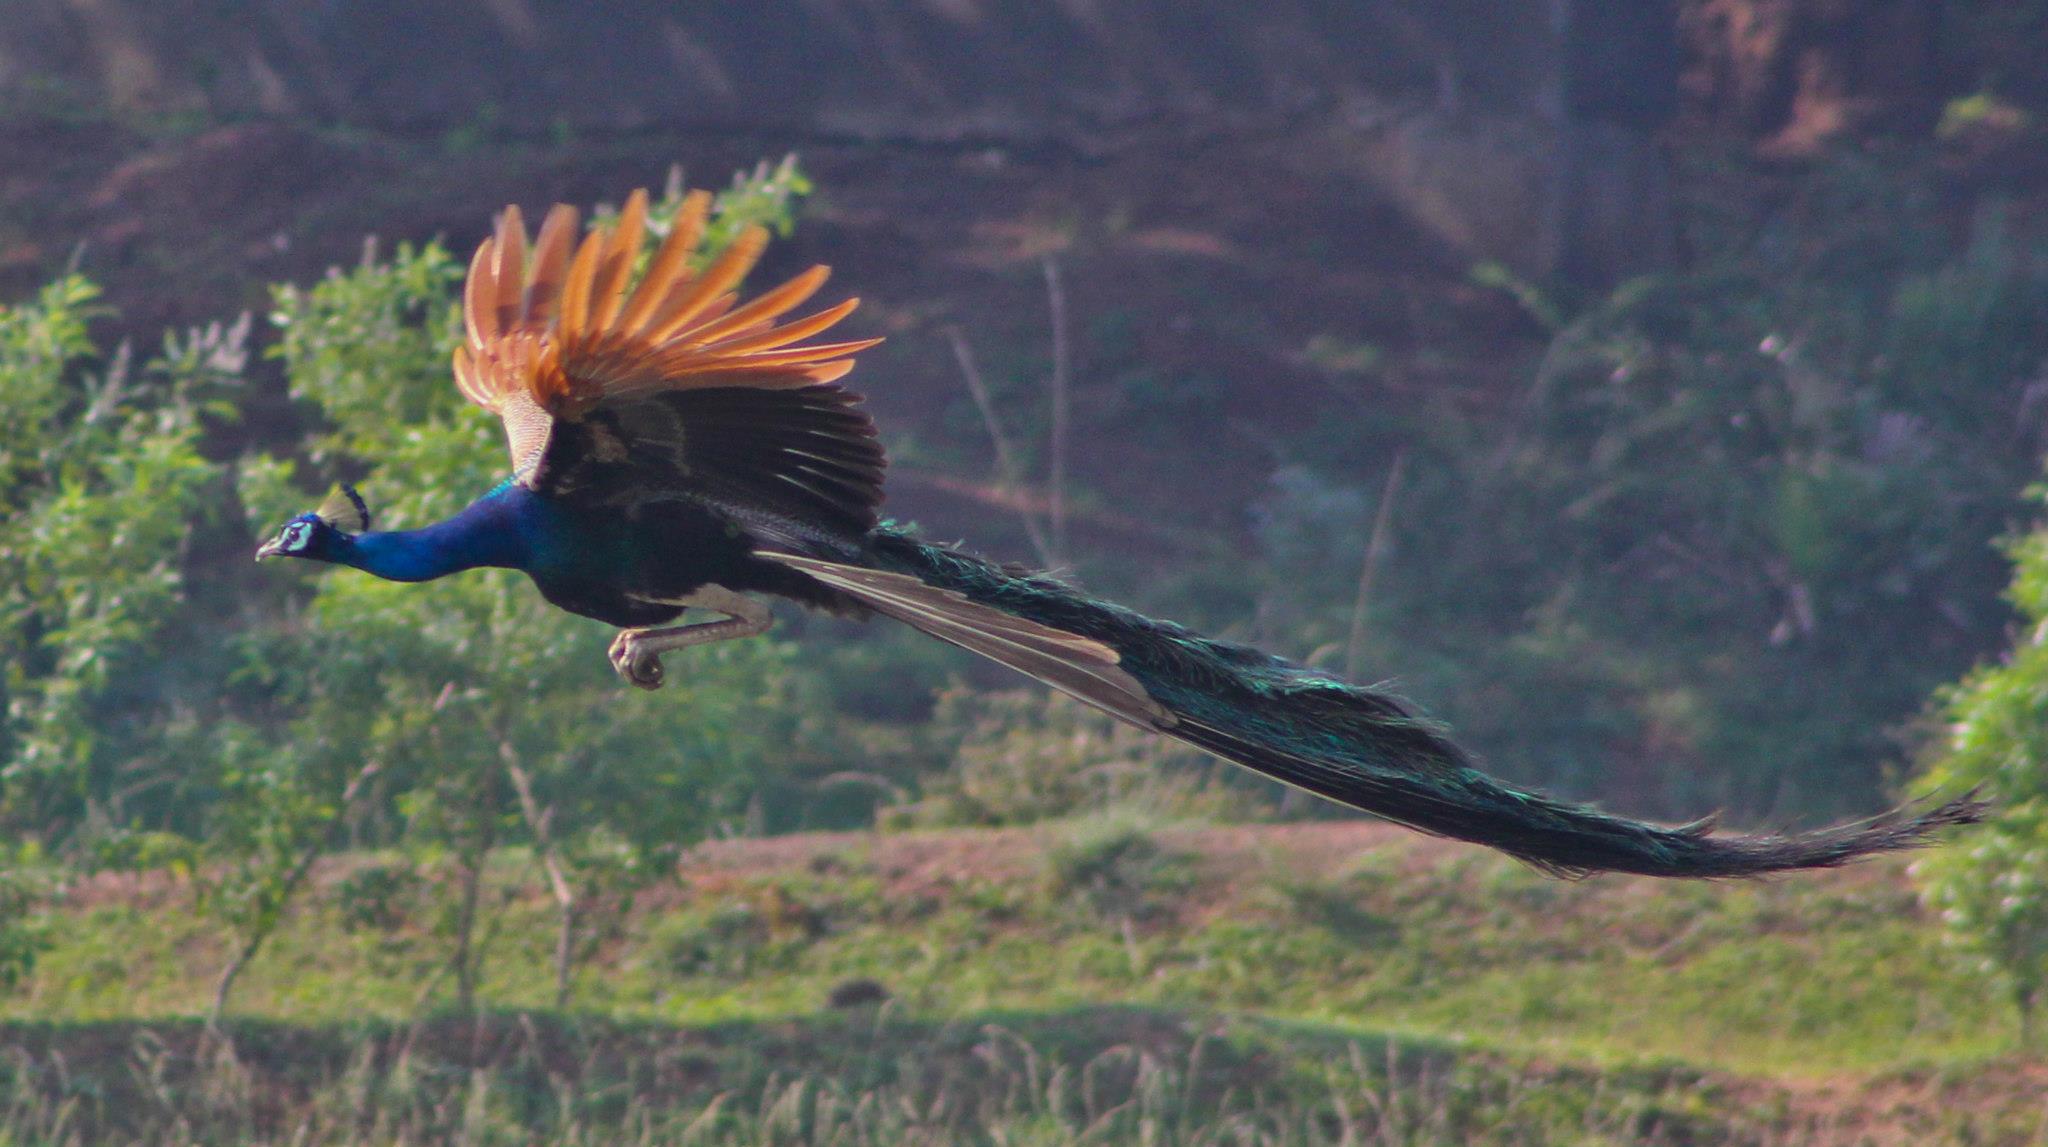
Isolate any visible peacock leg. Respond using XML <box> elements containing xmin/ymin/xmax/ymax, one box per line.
<box><xmin>608</xmin><ymin>585</ymin><xmax>772</xmax><ymax>690</ymax></box>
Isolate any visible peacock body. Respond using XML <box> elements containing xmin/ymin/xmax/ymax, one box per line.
<box><xmin>257</xmin><ymin>187</ymin><xmax>1980</xmax><ymax>878</ymax></box>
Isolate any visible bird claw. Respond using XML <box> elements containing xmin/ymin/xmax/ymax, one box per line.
<box><xmin>608</xmin><ymin>633</ymin><xmax>665</xmax><ymax>690</ymax></box>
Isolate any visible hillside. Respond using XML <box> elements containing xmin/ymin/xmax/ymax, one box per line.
<box><xmin>3</xmin><ymin>5</ymin><xmax>2046</xmax><ymax>832</ymax></box>
<box><xmin>7</xmin><ymin>99</ymin><xmax>2044</xmax><ymax>828</ymax></box>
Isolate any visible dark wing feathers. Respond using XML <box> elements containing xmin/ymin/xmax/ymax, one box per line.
<box><xmin>453</xmin><ymin>186</ymin><xmax>886</xmax><ymax>551</ymax></box>
<box><xmin>535</xmin><ymin>385</ymin><xmax>886</xmax><ymax>544</ymax></box>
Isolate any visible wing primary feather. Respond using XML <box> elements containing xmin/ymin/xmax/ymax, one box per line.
<box><xmin>769</xmin><ymin>465</ymin><xmax>872</xmax><ymax>505</ymax></box>
<box><xmin>589</xmin><ymin>189</ymin><xmax>648</xmax><ymax>331</ymax></box>
<box><xmin>680</xmin><ymin>266</ymin><xmax>831</xmax><ymax>347</ymax></box>
<box><xmin>464</xmin><ymin>238</ymin><xmax>499</xmax><ymax>345</ymax></box>
<box><xmin>596</xmin><ymin>364</ymin><xmax>850</xmax><ymax>402</ymax></box>
<box><xmin>699</xmin><ymin>435</ymin><xmax>879</xmax><ymax>474</ymax></box>
<box><xmin>524</xmin><ymin>204</ymin><xmax>578</xmax><ymax>326</ymax></box>
<box><xmin>709</xmin><ymin>298</ymin><xmax>863</xmax><ymax>356</ymax></box>
<box><xmin>782</xmin><ymin>445</ymin><xmax>880</xmax><ymax>471</ymax></box>
<box><xmin>557</xmin><ymin>228</ymin><xmax>606</xmax><ymax>342</ymax></box>
<box><xmin>655</xmin><ymin>339</ymin><xmax>883</xmax><ymax>372</ymax></box>
<box><xmin>641</xmin><ymin>225</ymin><xmax>770</xmax><ymax>342</ymax></box>
<box><xmin>453</xmin><ymin>345</ymin><xmax>491</xmax><ymax>408</ymax></box>
<box><xmin>620</xmin><ymin>190</ymin><xmax>710</xmax><ymax>335</ymax></box>
<box><xmin>491</xmin><ymin>206</ymin><xmax>527</xmax><ymax>337</ymax></box>
<box><xmin>617</xmin><ymin>362</ymin><xmax>864</xmax><ymax>393</ymax></box>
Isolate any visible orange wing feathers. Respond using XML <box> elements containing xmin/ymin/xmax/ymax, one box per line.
<box><xmin>454</xmin><ymin>187</ymin><xmax>881</xmax><ymax>473</ymax></box>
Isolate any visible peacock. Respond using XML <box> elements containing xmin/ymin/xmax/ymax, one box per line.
<box><xmin>256</xmin><ymin>187</ymin><xmax>1981</xmax><ymax>878</ymax></box>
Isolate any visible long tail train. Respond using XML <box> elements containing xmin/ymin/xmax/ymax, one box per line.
<box><xmin>765</xmin><ymin>528</ymin><xmax>1982</xmax><ymax>878</ymax></box>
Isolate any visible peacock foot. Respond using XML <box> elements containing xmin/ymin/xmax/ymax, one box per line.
<box><xmin>607</xmin><ymin>631</ymin><xmax>666</xmax><ymax>690</ymax></box>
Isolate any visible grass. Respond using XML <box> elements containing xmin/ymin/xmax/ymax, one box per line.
<box><xmin>9</xmin><ymin>828</ymin><xmax>2004</xmax><ymax>1072</ymax></box>
<box><xmin>1</xmin><ymin>821</ymin><xmax>2038</xmax><ymax>1143</ymax></box>
<box><xmin>0</xmin><ymin>1010</ymin><xmax>1838</xmax><ymax>1146</ymax></box>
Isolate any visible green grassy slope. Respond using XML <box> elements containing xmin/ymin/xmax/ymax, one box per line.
<box><xmin>4</xmin><ymin>820</ymin><xmax>2039</xmax><ymax>1144</ymax></box>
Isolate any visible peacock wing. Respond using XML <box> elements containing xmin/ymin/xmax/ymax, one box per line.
<box><xmin>452</xmin><ymin>188</ymin><xmax>886</xmax><ymax>551</ymax></box>
<box><xmin>759</xmin><ymin>552</ymin><xmax>1174</xmax><ymax>728</ymax></box>
<box><xmin>534</xmin><ymin>384</ymin><xmax>886</xmax><ymax>554</ymax></box>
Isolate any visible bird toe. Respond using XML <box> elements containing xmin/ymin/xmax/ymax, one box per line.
<box><xmin>629</xmin><ymin>654</ymin><xmax>665</xmax><ymax>689</ymax></box>
<box><xmin>607</xmin><ymin>634</ymin><xmax>665</xmax><ymax>690</ymax></box>
<box><xmin>617</xmin><ymin>645</ymin><xmax>665</xmax><ymax>690</ymax></box>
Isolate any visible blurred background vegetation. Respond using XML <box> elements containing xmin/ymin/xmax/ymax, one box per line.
<box><xmin>5</xmin><ymin>1</ymin><xmax>2048</xmax><ymax>1142</ymax></box>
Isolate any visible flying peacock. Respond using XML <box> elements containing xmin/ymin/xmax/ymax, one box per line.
<box><xmin>256</xmin><ymin>187</ymin><xmax>1981</xmax><ymax>878</ymax></box>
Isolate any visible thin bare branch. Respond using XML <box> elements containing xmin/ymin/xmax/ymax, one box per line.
<box><xmin>503</xmin><ymin>743</ymin><xmax>577</xmax><ymax>1011</ymax></box>
<box><xmin>209</xmin><ymin>761</ymin><xmax>382</xmax><ymax>1029</ymax></box>
<box><xmin>947</xmin><ymin>326</ymin><xmax>1055</xmax><ymax>568</ymax></box>
<box><xmin>1346</xmin><ymin>449</ymin><xmax>1408</xmax><ymax>680</ymax></box>
<box><xmin>1043</xmin><ymin>257</ymin><xmax>1072</xmax><ymax>564</ymax></box>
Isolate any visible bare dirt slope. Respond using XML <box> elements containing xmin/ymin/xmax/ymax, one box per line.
<box><xmin>0</xmin><ymin>114</ymin><xmax>1535</xmax><ymax>568</ymax></box>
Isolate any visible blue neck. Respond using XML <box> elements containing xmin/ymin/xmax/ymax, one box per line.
<box><xmin>337</xmin><ymin>489</ymin><xmax>529</xmax><ymax>582</ymax></box>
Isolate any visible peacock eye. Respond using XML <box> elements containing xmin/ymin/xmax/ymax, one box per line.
<box><xmin>282</xmin><ymin>522</ymin><xmax>311</xmax><ymax>551</ymax></box>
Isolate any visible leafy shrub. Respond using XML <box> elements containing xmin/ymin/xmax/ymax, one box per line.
<box><xmin>0</xmin><ymin>863</ymin><xmax>58</xmax><ymax>991</ymax></box>
<box><xmin>0</xmin><ymin>158</ymin><xmax>933</xmax><ymax>1019</ymax></box>
<box><xmin>658</xmin><ymin>887</ymin><xmax>826</xmax><ymax>979</ymax></box>
<box><xmin>233</xmin><ymin>167</ymin><xmax>825</xmax><ymax>1013</ymax></box>
<box><xmin>661</xmin><ymin>899</ymin><xmax>774</xmax><ymax>977</ymax></box>
<box><xmin>1040</xmin><ymin>811</ymin><xmax>1191</xmax><ymax>926</ymax></box>
<box><xmin>0</xmin><ymin>277</ymin><xmax>235</xmax><ymax>850</ymax></box>
<box><xmin>336</xmin><ymin>861</ymin><xmax>420</xmax><ymax>934</ymax></box>
<box><xmin>1265</xmin><ymin>870</ymin><xmax>1401</xmax><ymax>945</ymax></box>
<box><xmin>1913</xmin><ymin>493</ymin><xmax>2048</xmax><ymax>1045</ymax></box>
<box><xmin>1258</xmin><ymin>165</ymin><xmax>2048</xmax><ymax>823</ymax></box>
<box><xmin>888</xmin><ymin>687</ymin><xmax>1272</xmax><ymax>828</ymax></box>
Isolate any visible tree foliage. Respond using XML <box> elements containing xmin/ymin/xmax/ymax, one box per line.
<box><xmin>226</xmin><ymin>167</ymin><xmax>816</xmax><ymax>1012</ymax></box>
<box><xmin>0</xmin><ymin>276</ymin><xmax>236</xmax><ymax>851</ymax></box>
<box><xmin>1914</xmin><ymin>497</ymin><xmax>2048</xmax><ymax>1044</ymax></box>
<box><xmin>1255</xmin><ymin>163</ymin><xmax>2048</xmax><ymax>822</ymax></box>
<box><xmin>0</xmin><ymin>162</ymin><xmax>832</xmax><ymax>1016</ymax></box>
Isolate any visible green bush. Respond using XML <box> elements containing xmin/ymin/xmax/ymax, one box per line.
<box><xmin>0</xmin><ymin>159</ymin><xmax>868</xmax><ymax>1020</ymax></box>
<box><xmin>1914</xmin><ymin>494</ymin><xmax>2048</xmax><ymax>1045</ymax></box>
<box><xmin>1257</xmin><ymin>165</ymin><xmax>2048</xmax><ymax>823</ymax></box>
<box><xmin>232</xmin><ymin>170</ymin><xmax>824</xmax><ymax>1014</ymax></box>
<box><xmin>0</xmin><ymin>862</ymin><xmax>57</xmax><ymax>991</ymax></box>
<box><xmin>889</xmin><ymin>687</ymin><xmax>1274</xmax><ymax>828</ymax></box>
<box><xmin>1041</xmin><ymin>811</ymin><xmax>1191</xmax><ymax>926</ymax></box>
<box><xmin>0</xmin><ymin>277</ymin><xmax>235</xmax><ymax>850</ymax></box>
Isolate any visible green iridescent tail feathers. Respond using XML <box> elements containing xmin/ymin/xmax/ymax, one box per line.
<box><xmin>843</xmin><ymin>528</ymin><xmax>1983</xmax><ymax>879</ymax></box>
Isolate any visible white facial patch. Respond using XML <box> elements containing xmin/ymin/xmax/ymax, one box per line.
<box><xmin>279</xmin><ymin>520</ymin><xmax>313</xmax><ymax>553</ymax></box>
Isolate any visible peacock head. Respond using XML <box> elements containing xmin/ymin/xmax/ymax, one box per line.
<box><xmin>255</xmin><ymin>484</ymin><xmax>372</xmax><ymax>562</ymax></box>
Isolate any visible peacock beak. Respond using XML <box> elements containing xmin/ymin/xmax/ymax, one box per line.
<box><xmin>254</xmin><ymin>537</ymin><xmax>284</xmax><ymax>561</ymax></box>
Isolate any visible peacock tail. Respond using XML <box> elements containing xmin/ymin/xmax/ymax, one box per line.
<box><xmin>768</xmin><ymin>527</ymin><xmax>1982</xmax><ymax>879</ymax></box>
